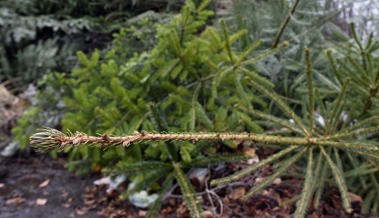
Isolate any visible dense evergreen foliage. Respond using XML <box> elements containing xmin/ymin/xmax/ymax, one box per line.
<box><xmin>9</xmin><ymin>0</ymin><xmax>379</xmax><ymax>217</ymax></box>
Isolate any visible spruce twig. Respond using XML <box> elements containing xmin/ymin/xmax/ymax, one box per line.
<box><xmin>30</xmin><ymin>128</ymin><xmax>379</xmax><ymax>154</ymax></box>
<box><xmin>272</xmin><ymin>0</ymin><xmax>301</xmax><ymax>48</ymax></box>
<box><xmin>30</xmin><ymin>128</ymin><xmax>314</xmax><ymax>152</ymax></box>
<box><xmin>305</xmin><ymin>48</ymin><xmax>314</xmax><ymax>134</ymax></box>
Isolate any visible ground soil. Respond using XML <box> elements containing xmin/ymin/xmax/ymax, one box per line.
<box><xmin>1</xmin><ymin>151</ymin><xmax>377</xmax><ymax>218</ymax></box>
<box><xmin>0</xmin><ymin>154</ymin><xmax>99</xmax><ymax>218</ymax></box>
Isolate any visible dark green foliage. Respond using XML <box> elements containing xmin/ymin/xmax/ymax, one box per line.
<box><xmin>12</xmin><ymin>10</ymin><xmax>169</xmax><ymax>152</ymax></box>
<box><xmin>321</xmin><ymin>25</ymin><xmax>379</xmax><ymax>214</ymax></box>
<box><xmin>60</xmin><ymin>0</ymin><xmax>276</xmax><ymax>173</ymax></box>
<box><xmin>229</xmin><ymin>0</ymin><xmax>349</xmax><ymax>99</ymax></box>
<box><xmin>211</xmin><ymin>46</ymin><xmax>379</xmax><ymax>216</ymax></box>
<box><xmin>0</xmin><ymin>6</ymin><xmax>101</xmax><ymax>87</ymax></box>
<box><xmin>0</xmin><ymin>0</ymin><xmax>183</xmax><ymax>17</ymax></box>
<box><xmin>21</xmin><ymin>0</ymin><xmax>379</xmax><ymax>216</ymax></box>
<box><xmin>325</xmin><ymin>25</ymin><xmax>379</xmax><ymax>118</ymax></box>
<box><xmin>0</xmin><ymin>0</ymin><xmax>175</xmax><ymax>88</ymax></box>
<box><xmin>56</xmin><ymin>0</ymin><xmax>283</xmax><ymax>215</ymax></box>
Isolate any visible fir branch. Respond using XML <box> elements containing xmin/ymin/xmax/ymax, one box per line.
<box><xmin>29</xmin><ymin>128</ymin><xmax>311</xmax><ymax>152</ymax></box>
<box><xmin>272</xmin><ymin>0</ymin><xmax>302</xmax><ymax>48</ymax></box>
<box><xmin>322</xmin><ymin>126</ymin><xmax>379</xmax><ymax>140</ymax></box>
<box><xmin>326</xmin><ymin>78</ymin><xmax>350</xmax><ymax>134</ymax></box>
<box><xmin>294</xmin><ymin>147</ymin><xmax>314</xmax><ymax>218</ymax></box>
<box><xmin>305</xmin><ymin>48</ymin><xmax>314</xmax><ymax>134</ymax></box>
<box><xmin>147</xmin><ymin>173</ymin><xmax>174</xmax><ymax>218</ymax></box>
<box><xmin>239</xmin><ymin>107</ymin><xmax>303</xmax><ymax>135</ymax></box>
<box><xmin>211</xmin><ymin>145</ymin><xmax>299</xmax><ymax>186</ymax></box>
<box><xmin>173</xmin><ymin>162</ymin><xmax>203</xmax><ymax>218</ymax></box>
<box><xmin>241</xmin><ymin>147</ymin><xmax>307</xmax><ymax>201</ymax></box>
<box><xmin>220</xmin><ymin>20</ymin><xmax>235</xmax><ymax>64</ymax></box>
<box><xmin>321</xmin><ymin>146</ymin><xmax>352</xmax><ymax>214</ymax></box>
<box><xmin>30</xmin><ymin>128</ymin><xmax>379</xmax><ymax>154</ymax></box>
<box><xmin>247</xmin><ymin>77</ymin><xmax>310</xmax><ymax>136</ymax></box>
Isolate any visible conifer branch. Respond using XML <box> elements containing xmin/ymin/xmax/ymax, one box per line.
<box><xmin>305</xmin><ymin>48</ymin><xmax>314</xmax><ymax>134</ymax></box>
<box><xmin>30</xmin><ymin>128</ymin><xmax>310</xmax><ymax>152</ymax></box>
<box><xmin>30</xmin><ymin>128</ymin><xmax>379</xmax><ymax>153</ymax></box>
<box><xmin>272</xmin><ymin>0</ymin><xmax>301</xmax><ymax>48</ymax></box>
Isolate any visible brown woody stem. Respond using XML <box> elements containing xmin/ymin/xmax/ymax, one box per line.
<box><xmin>30</xmin><ymin>128</ymin><xmax>379</xmax><ymax>153</ymax></box>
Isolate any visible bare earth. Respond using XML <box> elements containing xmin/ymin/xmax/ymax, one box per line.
<box><xmin>0</xmin><ymin>154</ymin><xmax>99</xmax><ymax>218</ymax></box>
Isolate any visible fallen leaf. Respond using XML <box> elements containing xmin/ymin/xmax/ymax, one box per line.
<box><xmin>39</xmin><ymin>179</ymin><xmax>50</xmax><ymax>188</ymax></box>
<box><xmin>66</xmin><ymin>197</ymin><xmax>73</xmax><ymax>203</ymax></box>
<box><xmin>138</xmin><ymin>210</ymin><xmax>147</xmax><ymax>217</ymax></box>
<box><xmin>60</xmin><ymin>188</ymin><xmax>69</xmax><ymax>198</ymax></box>
<box><xmin>201</xmin><ymin>210</ymin><xmax>213</xmax><ymax>218</ymax></box>
<box><xmin>244</xmin><ymin>147</ymin><xmax>259</xmax><ymax>164</ymax></box>
<box><xmin>36</xmin><ymin>198</ymin><xmax>48</xmax><ymax>205</ymax></box>
<box><xmin>176</xmin><ymin>203</ymin><xmax>188</xmax><ymax>215</ymax></box>
<box><xmin>82</xmin><ymin>193</ymin><xmax>94</xmax><ymax>199</ymax></box>
<box><xmin>243</xmin><ymin>147</ymin><xmax>256</xmax><ymax>157</ymax></box>
<box><xmin>62</xmin><ymin>203</ymin><xmax>71</xmax><ymax>208</ymax></box>
<box><xmin>189</xmin><ymin>168</ymin><xmax>208</xmax><ymax>187</ymax></box>
<box><xmin>228</xmin><ymin>186</ymin><xmax>246</xmax><ymax>200</ymax></box>
<box><xmin>94</xmin><ymin>164</ymin><xmax>102</xmax><ymax>173</ymax></box>
<box><xmin>84</xmin><ymin>199</ymin><xmax>96</xmax><ymax>206</ymax></box>
<box><xmin>273</xmin><ymin>178</ymin><xmax>282</xmax><ymax>185</ymax></box>
<box><xmin>75</xmin><ymin>207</ymin><xmax>88</xmax><ymax>215</ymax></box>
<box><xmin>6</xmin><ymin>197</ymin><xmax>26</xmax><ymax>205</ymax></box>
<box><xmin>223</xmin><ymin>196</ymin><xmax>230</xmax><ymax>204</ymax></box>
<box><xmin>255</xmin><ymin>177</ymin><xmax>265</xmax><ymax>184</ymax></box>
<box><xmin>349</xmin><ymin>192</ymin><xmax>363</xmax><ymax>203</ymax></box>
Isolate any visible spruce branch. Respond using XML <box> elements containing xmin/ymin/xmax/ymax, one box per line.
<box><xmin>211</xmin><ymin>145</ymin><xmax>299</xmax><ymax>186</ymax></box>
<box><xmin>321</xmin><ymin>146</ymin><xmax>352</xmax><ymax>213</ymax></box>
<box><xmin>305</xmin><ymin>48</ymin><xmax>314</xmax><ymax>134</ymax></box>
<box><xmin>272</xmin><ymin>0</ymin><xmax>301</xmax><ymax>48</ymax></box>
<box><xmin>31</xmin><ymin>128</ymin><xmax>314</xmax><ymax>152</ymax></box>
<box><xmin>30</xmin><ymin>128</ymin><xmax>379</xmax><ymax>154</ymax></box>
